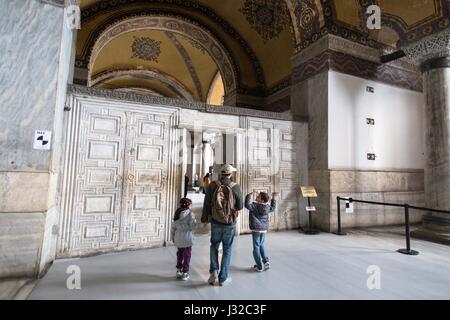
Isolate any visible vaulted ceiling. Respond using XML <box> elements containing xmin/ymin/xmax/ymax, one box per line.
<box><xmin>76</xmin><ymin>0</ymin><xmax>449</xmax><ymax>103</ymax></box>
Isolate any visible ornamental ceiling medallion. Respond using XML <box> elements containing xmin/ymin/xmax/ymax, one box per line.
<box><xmin>131</xmin><ymin>36</ymin><xmax>162</xmax><ymax>62</ymax></box>
<box><xmin>239</xmin><ymin>0</ymin><xmax>290</xmax><ymax>42</ymax></box>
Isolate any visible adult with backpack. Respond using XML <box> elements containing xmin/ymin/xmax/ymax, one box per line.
<box><xmin>201</xmin><ymin>164</ymin><xmax>243</xmax><ymax>286</ymax></box>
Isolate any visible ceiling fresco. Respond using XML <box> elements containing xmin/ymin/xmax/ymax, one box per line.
<box><xmin>77</xmin><ymin>0</ymin><xmax>449</xmax><ymax>103</ymax></box>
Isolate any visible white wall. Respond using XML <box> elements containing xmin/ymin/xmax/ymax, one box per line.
<box><xmin>328</xmin><ymin>71</ymin><xmax>425</xmax><ymax>171</ymax></box>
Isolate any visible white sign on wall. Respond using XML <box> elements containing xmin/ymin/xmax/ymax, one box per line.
<box><xmin>33</xmin><ymin>130</ymin><xmax>52</xmax><ymax>150</ymax></box>
<box><xmin>346</xmin><ymin>200</ymin><xmax>354</xmax><ymax>214</ymax></box>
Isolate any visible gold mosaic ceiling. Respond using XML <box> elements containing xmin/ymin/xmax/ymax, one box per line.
<box><xmin>77</xmin><ymin>0</ymin><xmax>449</xmax><ymax>102</ymax></box>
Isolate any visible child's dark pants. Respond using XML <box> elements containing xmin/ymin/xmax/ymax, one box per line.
<box><xmin>176</xmin><ymin>247</ymin><xmax>192</xmax><ymax>273</ymax></box>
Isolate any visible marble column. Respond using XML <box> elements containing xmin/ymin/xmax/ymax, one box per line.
<box><xmin>201</xmin><ymin>133</ymin><xmax>215</xmax><ymax>179</ymax></box>
<box><xmin>405</xmin><ymin>29</ymin><xmax>450</xmax><ymax>244</ymax></box>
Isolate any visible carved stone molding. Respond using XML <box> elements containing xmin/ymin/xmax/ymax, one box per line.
<box><xmin>293</xmin><ymin>34</ymin><xmax>418</xmax><ymax>73</ymax></box>
<box><xmin>292</xmin><ymin>50</ymin><xmax>422</xmax><ymax>92</ymax></box>
<box><xmin>68</xmin><ymin>85</ymin><xmax>302</xmax><ymax>122</ymax></box>
<box><xmin>403</xmin><ymin>28</ymin><xmax>450</xmax><ymax>66</ymax></box>
<box><xmin>91</xmin><ymin>68</ymin><xmax>195</xmax><ymax>102</ymax></box>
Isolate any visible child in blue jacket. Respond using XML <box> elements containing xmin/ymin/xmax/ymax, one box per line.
<box><xmin>245</xmin><ymin>191</ymin><xmax>277</xmax><ymax>272</ymax></box>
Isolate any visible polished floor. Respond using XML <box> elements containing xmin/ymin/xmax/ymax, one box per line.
<box><xmin>28</xmin><ymin>228</ymin><xmax>450</xmax><ymax>300</ymax></box>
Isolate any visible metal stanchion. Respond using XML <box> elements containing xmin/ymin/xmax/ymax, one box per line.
<box><xmin>334</xmin><ymin>196</ymin><xmax>347</xmax><ymax>236</ymax></box>
<box><xmin>397</xmin><ymin>204</ymin><xmax>419</xmax><ymax>255</ymax></box>
<box><xmin>304</xmin><ymin>197</ymin><xmax>320</xmax><ymax>235</ymax></box>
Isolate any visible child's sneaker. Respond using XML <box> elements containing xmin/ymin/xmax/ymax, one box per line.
<box><xmin>181</xmin><ymin>273</ymin><xmax>190</xmax><ymax>281</ymax></box>
<box><xmin>264</xmin><ymin>262</ymin><xmax>270</xmax><ymax>270</ymax></box>
<box><xmin>208</xmin><ymin>272</ymin><xmax>217</xmax><ymax>285</ymax></box>
<box><xmin>219</xmin><ymin>277</ymin><xmax>232</xmax><ymax>286</ymax></box>
<box><xmin>253</xmin><ymin>265</ymin><xmax>264</xmax><ymax>272</ymax></box>
<box><xmin>176</xmin><ymin>269</ymin><xmax>183</xmax><ymax>278</ymax></box>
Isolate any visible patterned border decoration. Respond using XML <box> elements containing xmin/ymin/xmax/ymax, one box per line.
<box><xmin>293</xmin><ymin>34</ymin><xmax>419</xmax><ymax>74</ymax></box>
<box><xmin>114</xmin><ymin>87</ymin><xmax>165</xmax><ymax>97</ymax></box>
<box><xmin>90</xmin><ymin>68</ymin><xmax>195</xmax><ymax>102</ymax></box>
<box><xmin>164</xmin><ymin>32</ymin><xmax>204</xmax><ymax>101</ymax></box>
<box><xmin>403</xmin><ymin>28</ymin><xmax>450</xmax><ymax>66</ymax></box>
<box><xmin>68</xmin><ymin>85</ymin><xmax>303</xmax><ymax>122</ymax></box>
<box><xmin>292</xmin><ymin>49</ymin><xmax>423</xmax><ymax>92</ymax></box>
<box><xmin>87</xmin><ymin>16</ymin><xmax>238</xmax><ymax>96</ymax></box>
<box><xmin>78</xmin><ymin>0</ymin><xmax>268</xmax><ymax>89</ymax></box>
<box><xmin>184</xmin><ymin>36</ymin><xmax>207</xmax><ymax>54</ymax></box>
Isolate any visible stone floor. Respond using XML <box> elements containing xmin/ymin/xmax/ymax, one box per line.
<box><xmin>27</xmin><ymin>228</ymin><xmax>450</xmax><ymax>300</ymax></box>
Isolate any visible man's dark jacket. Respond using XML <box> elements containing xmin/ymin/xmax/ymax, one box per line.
<box><xmin>201</xmin><ymin>176</ymin><xmax>243</xmax><ymax>225</ymax></box>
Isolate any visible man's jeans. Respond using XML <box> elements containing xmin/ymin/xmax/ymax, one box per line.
<box><xmin>252</xmin><ymin>232</ymin><xmax>268</xmax><ymax>269</ymax></box>
<box><xmin>210</xmin><ymin>222</ymin><xmax>235</xmax><ymax>283</ymax></box>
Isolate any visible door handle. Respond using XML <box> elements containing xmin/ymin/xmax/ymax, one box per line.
<box><xmin>128</xmin><ymin>174</ymin><xmax>135</xmax><ymax>181</ymax></box>
<box><xmin>117</xmin><ymin>175</ymin><xmax>123</xmax><ymax>182</ymax></box>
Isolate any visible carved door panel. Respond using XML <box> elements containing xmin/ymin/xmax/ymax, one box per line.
<box><xmin>246</xmin><ymin>119</ymin><xmax>277</xmax><ymax>231</ymax></box>
<box><xmin>70</xmin><ymin>105</ymin><xmax>126</xmax><ymax>253</ymax></box>
<box><xmin>275</xmin><ymin>122</ymin><xmax>300</xmax><ymax>230</ymax></box>
<box><xmin>243</xmin><ymin>118</ymin><xmax>301</xmax><ymax>232</ymax></box>
<box><xmin>118</xmin><ymin>111</ymin><xmax>169</xmax><ymax>249</ymax></box>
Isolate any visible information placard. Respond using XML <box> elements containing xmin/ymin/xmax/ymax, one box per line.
<box><xmin>300</xmin><ymin>186</ymin><xmax>317</xmax><ymax>198</ymax></box>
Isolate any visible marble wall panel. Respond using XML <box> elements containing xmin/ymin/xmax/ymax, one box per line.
<box><xmin>0</xmin><ymin>212</ymin><xmax>44</xmax><ymax>278</ymax></box>
<box><xmin>330</xmin><ymin>170</ymin><xmax>424</xmax><ymax>193</ymax></box>
<box><xmin>0</xmin><ymin>172</ymin><xmax>50</xmax><ymax>212</ymax></box>
<box><xmin>0</xmin><ymin>0</ymin><xmax>73</xmax><ymax>279</ymax></box>
<box><xmin>0</xmin><ymin>0</ymin><xmax>65</xmax><ymax>171</ymax></box>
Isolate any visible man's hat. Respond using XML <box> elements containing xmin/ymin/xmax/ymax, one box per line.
<box><xmin>221</xmin><ymin>164</ymin><xmax>237</xmax><ymax>174</ymax></box>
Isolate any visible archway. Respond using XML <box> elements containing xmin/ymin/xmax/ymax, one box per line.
<box><xmin>88</xmin><ymin>15</ymin><xmax>238</xmax><ymax>97</ymax></box>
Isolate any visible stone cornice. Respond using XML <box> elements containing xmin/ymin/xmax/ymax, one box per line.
<box><xmin>292</xmin><ymin>50</ymin><xmax>422</xmax><ymax>92</ymax></box>
<box><xmin>402</xmin><ymin>28</ymin><xmax>450</xmax><ymax>66</ymax></box>
<box><xmin>68</xmin><ymin>85</ymin><xmax>305</xmax><ymax>122</ymax></box>
<box><xmin>293</xmin><ymin>34</ymin><xmax>418</xmax><ymax>73</ymax></box>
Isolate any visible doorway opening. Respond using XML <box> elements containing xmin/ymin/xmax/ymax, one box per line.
<box><xmin>182</xmin><ymin>128</ymin><xmax>239</xmax><ymax>234</ymax></box>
